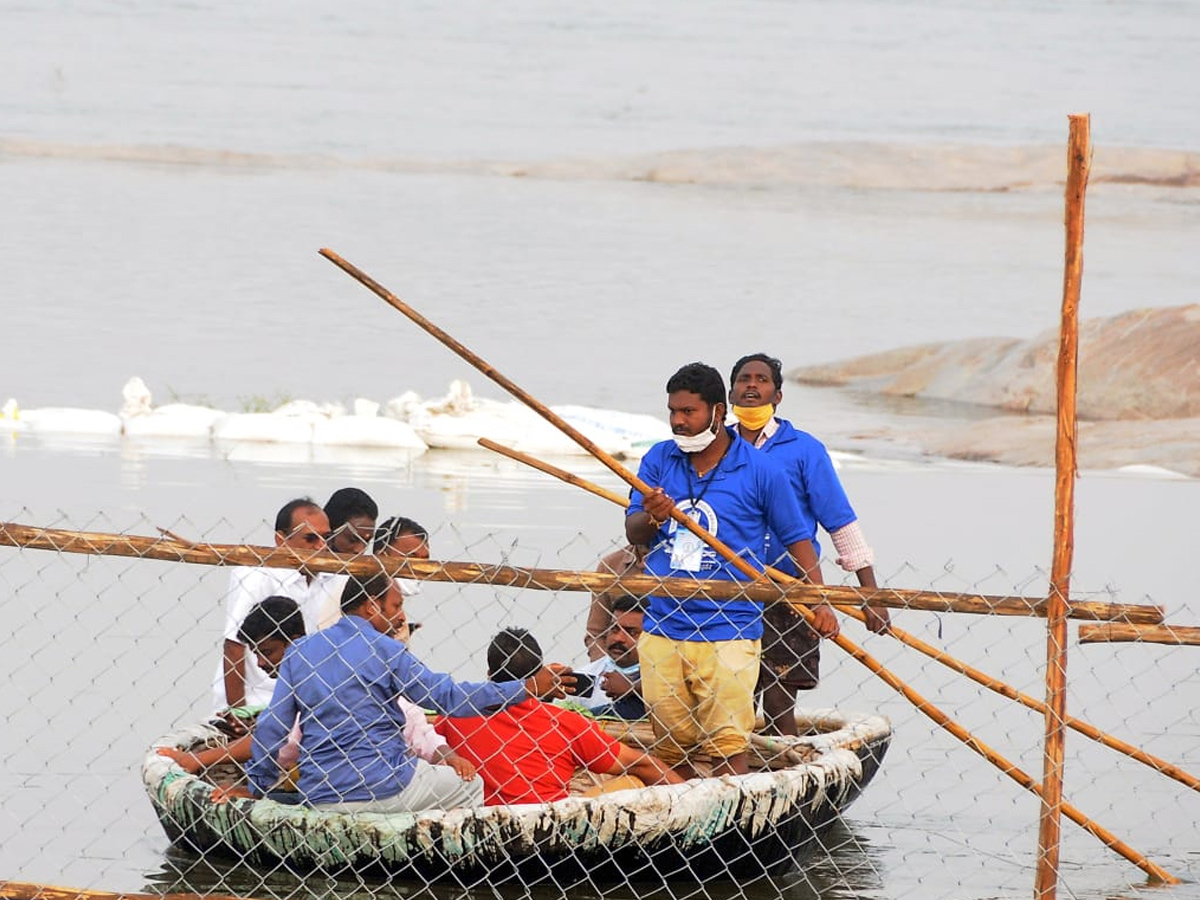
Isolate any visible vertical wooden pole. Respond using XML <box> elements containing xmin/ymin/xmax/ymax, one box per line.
<box><xmin>1035</xmin><ymin>113</ymin><xmax>1091</xmax><ymax>899</ymax></box>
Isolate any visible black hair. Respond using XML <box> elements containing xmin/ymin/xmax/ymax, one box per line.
<box><xmin>274</xmin><ymin>497</ymin><xmax>320</xmax><ymax>535</ymax></box>
<box><xmin>238</xmin><ymin>596</ymin><xmax>306</xmax><ymax>646</ymax></box>
<box><xmin>610</xmin><ymin>595</ymin><xmax>647</xmax><ymax>616</ymax></box>
<box><xmin>487</xmin><ymin>627</ymin><xmax>543</xmax><ymax>682</ymax></box>
<box><xmin>325</xmin><ymin>487</ymin><xmax>379</xmax><ymax>531</ymax></box>
<box><xmin>666</xmin><ymin>362</ymin><xmax>726</xmax><ymax>408</ymax></box>
<box><xmin>340</xmin><ymin>573</ymin><xmax>394</xmax><ymax>613</ymax></box>
<box><xmin>729</xmin><ymin>353</ymin><xmax>784</xmax><ymax>392</ymax></box>
<box><xmin>373</xmin><ymin>515</ymin><xmax>430</xmax><ymax>555</ymax></box>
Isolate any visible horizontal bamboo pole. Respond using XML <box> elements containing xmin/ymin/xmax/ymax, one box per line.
<box><xmin>0</xmin><ymin>880</ymin><xmax>248</xmax><ymax>900</ymax></box>
<box><xmin>0</xmin><ymin>521</ymin><xmax>1164</xmax><ymax>623</ymax></box>
<box><xmin>476</xmin><ymin>440</ymin><xmax>1166</xmax><ymax>626</ymax></box>
<box><xmin>1078</xmin><ymin>624</ymin><xmax>1200</xmax><ymax>646</ymax></box>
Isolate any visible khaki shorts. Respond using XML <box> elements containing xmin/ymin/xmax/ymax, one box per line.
<box><xmin>638</xmin><ymin>632</ymin><xmax>760</xmax><ymax>764</ymax></box>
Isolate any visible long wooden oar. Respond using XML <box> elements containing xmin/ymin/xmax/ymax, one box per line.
<box><xmin>0</xmin><ymin>521</ymin><xmax>1163</xmax><ymax>623</ymax></box>
<box><xmin>0</xmin><ymin>522</ymin><xmax>882</xmax><ymax>605</ymax></box>
<box><xmin>479</xmin><ymin>438</ymin><xmax>1200</xmax><ymax>797</ymax></box>
<box><xmin>322</xmin><ymin>248</ymin><xmax>1177</xmax><ymax>883</ymax></box>
<box><xmin>478</xmin><ymin>436</ymin><xmax>630</xmax><ymax>507</ymax></box>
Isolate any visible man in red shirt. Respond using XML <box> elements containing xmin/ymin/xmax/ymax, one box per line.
<box><xmin>435</xmin><ymin>628</ymin><xmax>684</xmax><ymax>805</ymax></box>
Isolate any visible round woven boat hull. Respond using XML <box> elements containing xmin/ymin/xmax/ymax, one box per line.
<box><xmin>143</xmin><ymin>709</ymin><xmax>890</xmax><ymax>886</ymax></box>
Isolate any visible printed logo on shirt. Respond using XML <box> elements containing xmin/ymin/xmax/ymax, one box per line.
<box><xmin>667</xmin><ymin>500</ymin><xmax>719</xmax><ymax>573</ymax></box>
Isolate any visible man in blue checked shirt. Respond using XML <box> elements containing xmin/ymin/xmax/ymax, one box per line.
<box><xmin>247</xmin><ymin>573</ymin><xmax>569</xmax><ymax>811</ymax></box>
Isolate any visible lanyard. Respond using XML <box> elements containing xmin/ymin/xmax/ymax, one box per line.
<box><xmin>683</xmin><ymin>440</ymin><xmax>731</xmax><ymax>511</ymax></box>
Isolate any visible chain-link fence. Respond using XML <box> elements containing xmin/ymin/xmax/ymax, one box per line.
<box><xmin>2</xmin><ymin>508</ymin><xmax>1197</xmax><ymax>900</ymax></box>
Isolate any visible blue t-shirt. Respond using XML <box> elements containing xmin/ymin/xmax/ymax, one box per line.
<box><xmin>628</xmin><ymin>429</ymin><xmax>815</xmax><ymax>642</ymax></box>
<box><xmin>760</xmin><ymin>419</ymin><xmax>858</xmax><ymax>577</ymax></box>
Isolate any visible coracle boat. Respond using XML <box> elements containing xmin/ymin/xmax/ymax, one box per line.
<box><xmin>143</xmin><ymin>709</ymin><xmax>891</xmax><ymax>886</ymax></box>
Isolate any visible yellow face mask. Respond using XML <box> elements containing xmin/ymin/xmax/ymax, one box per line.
<box><xmin>731</xmin><ymin>403</ymin><xmax>775</xmax><ymax>432</ymax></box>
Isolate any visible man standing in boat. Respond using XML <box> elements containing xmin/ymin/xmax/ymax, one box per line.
<box><xmin>729</xmin><ymin>353</ymin><xmax>890</xmax><ymax>737</ymax></box>
<box><xmin>626</xmin><ymin>362</ymin><xmax>838</xmax><ymax>778</ymax></box>
<box><xmin>212</xmin><ymin>497</ymin><xmax>343</xmax><ymax>711</ymax></box>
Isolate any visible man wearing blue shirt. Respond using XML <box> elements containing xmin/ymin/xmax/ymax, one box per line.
<box><xmin>729</xmin><ymin>353</ymin><xmax>890</xmax><ymax>736</ymax></box>
<box><xmin>626</xmin><ymin>362</ymin><xmax>838</xmax><ymax>778</ymax></box>
<box><xmin>247</xmin><ymin>573</ymin><xmax>567</xmax><ymax>811</ymax></box>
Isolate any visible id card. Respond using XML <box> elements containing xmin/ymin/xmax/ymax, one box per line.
<box><xmin>670</xmin><ymin>522</ymin><xmax>705</xmax><ymax>572</ymax></box>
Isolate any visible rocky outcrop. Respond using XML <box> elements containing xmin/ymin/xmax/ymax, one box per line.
<box><xmin>868</xmin><ymin>415</ymin><xmax>1200</xmax><ymax>477</ymax></box>
<box><xmin>792</xmin><ymin>305</ymin><xmax>1200</xmax><ymax>421</ymax></box>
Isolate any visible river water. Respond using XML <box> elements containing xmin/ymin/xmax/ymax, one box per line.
<box><xmin>1</xmin><ymin>2</ymin><xmax>1198</xmax><ymax>899</ymax></box>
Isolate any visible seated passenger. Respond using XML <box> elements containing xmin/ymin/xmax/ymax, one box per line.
<box><xmin>162</xmin><ymin>595</ymin><xmax>476</xmax><ymax>795</ymax></box>
<box><xmin>213</xmin><ymin>497</ymin><xmax>342</xmax><ymax>711</ymax></box>
<box><xmin>246</xmin><ymin>575</ymin><xmax>566</xmax><ymax>812</ymax></box>
<box><xmin>584</xmin><ymin>544</ymin><xmax>648</xmax><ymax>660</ymax></box>
<box><xmin>563</xmin><ymin>597</ymin><xmax>646</xmax><ymax>720</ymax></box>
<box><xmin>435</xmin><ymin>627</ymin><xmax>683</xmax><ymax>805</ymax></box>
<box><xmin>164</xmin><ymin>596</ymin><xmax>307</xmax><ymax>779</ymax></box>
<box><xmin>374</xmin><ymin>514</ymin><xmax>431</xmax><ymax>600</ymax></box>
<box><xmin>374</xmin><ymin>515</ymin><xmax>430</xmax><ymax>559</ymax></box>
<box><xmin>324</xmin><ymin>487</ymin><xmax>379</xmax><ymax>556</ymax></box>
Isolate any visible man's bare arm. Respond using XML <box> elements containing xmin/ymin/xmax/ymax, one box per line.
<box><xmin>626</xmin><ymin>488</ymin><xmax>674</xmax><ymax>546</ymax></box>
<box><xmin>222</xmin><ymin>639</ymin><xmax>247</xmax><ymax>708</ymax></box>
<box><xmin>608</xmin><ymin>744</ymin><xmax>685</xmax><ymax>786</ymax></box>
<box><xmin>855</xmin><ymin>565</ymin><xmax>890</xmax><ymax>633</ymax></box>
<box><xmin>786</xmin><ymin>539</ymin><xmax>838</xmax><ymax>637</ymax></box>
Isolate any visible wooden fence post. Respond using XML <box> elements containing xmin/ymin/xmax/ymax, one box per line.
<box><xmin>1035</xmin><ymin>113</ymin><xmax>1091</xmax><ymax>899</ymax></box>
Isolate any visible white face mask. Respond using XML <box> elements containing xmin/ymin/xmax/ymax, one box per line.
<box><xmin>672</xmin><ymin>407</ymin><xmax>720</xmax><ymax>453</ymax></box>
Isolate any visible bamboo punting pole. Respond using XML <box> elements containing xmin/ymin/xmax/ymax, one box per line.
<box><xmin>1079</xmin><ymin>624</ymin><xmax>1200</xmax><ymax>646</ymax></box>
<box><xmin>1036</xmin><ymin>114</ymin><xmax>1092</xmax><ymax>899</ymax></box>
<box><xmin>884</xmin><ymin>619</ymin><xmax>1200</xmax><ymax>798</ymax></box>
<box><xmin>481</xmin><ymin>444</ymin><xmax>1200</xmax><ymax>797</ymax></box>
<box><xmin>478</xmin><ymin>436</ymin><xmax>631</xmax><ymax>507</ymax></box>
<box><xmin>321</xmin><ymin>249</ymin><xmax>1177</xmax><ymax>883</ymax></box>
<box><xmin>0</xmin><ymin>521</ymin><xmax>1160</xmax><ymax>621</ymax></box>
<box><xmin>592</xmin><ymin>579</ymin><xmax>1162</xmax><ymax>622</ymax></box>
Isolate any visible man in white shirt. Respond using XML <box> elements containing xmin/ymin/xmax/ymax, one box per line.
<box><xmin>212</xmin><ymin>498</ymin><xmax>344</xmax><ymax>711</ymax></box>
